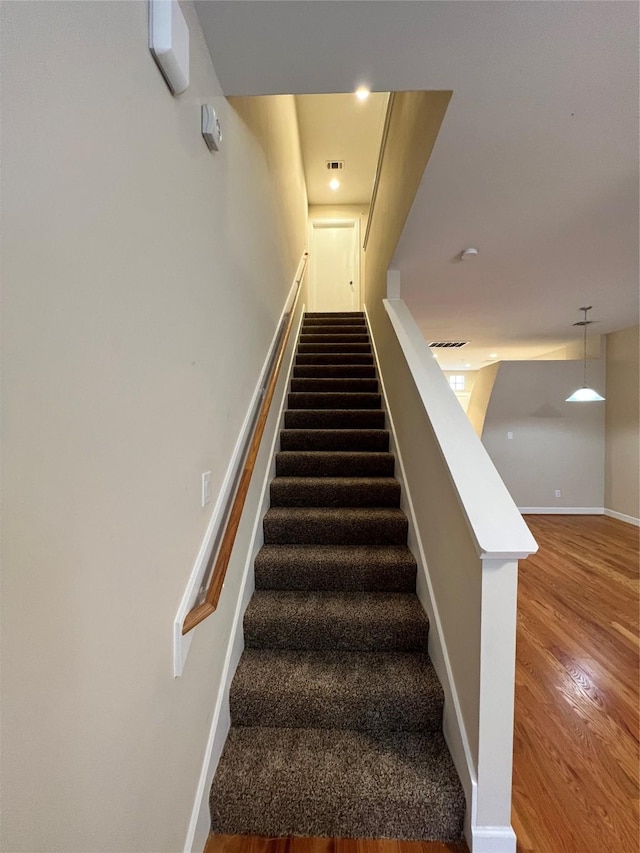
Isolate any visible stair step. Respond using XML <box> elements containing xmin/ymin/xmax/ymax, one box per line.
<box><xmin>254</xmin><ymin>544</ymin><xmax>416</xmax><ymax>592</ymax></box>
<box><xmin>284</xmin><ymin>409</ymin><xmax>385</xmax><ymax>429</ymax></box>
<box><xmin>244</xmin><ymin>590</ymin><xmax>429</xmax><ymax>652</ymax></box>
<box><xmin>302</xmin><ymin>317</ymin><xmax>366</xmax><ymax>327</ymax></box>
<box><xmin>298</xmin><ymin>342</ymin><xmax>372</xmax><ymax>354</ymax></box>
<box><xmin>280</xmin><ymin>428</ymin><xmax>389</xmax><ymax>452</ymax></box>
<box><xmin>302</xmin><ymin>325</ymin><xmax>368</xmax><ymax>336</ymax></box>
<box><xmin>270</xmin><ymin>476</ymin><xmax>401</xmax><ymax>507</ymax></box>
<box><xmin>210</xmin><ymin>726</ymin><xmax>465</xmax><ymax>841</ymax></box>
<box><xmin>290</xmin><ymin>377</ymin><xmax>378</xmax><ymax>393</ymax></box>
<box><xmin>230</xmin><ymin>649</ymin><xmax>443</xmax><ymax>732</ymax></box>
<box><xmin>293</xmin><ymin>364</ymin><xmax>377</xmax><ymax>379</ymax></box>
<box><xmin>263</xmin><ymin>506</ymin><xmax>408</xmax><ymax>545</ymax></box>
<box><xmin>299</xmin><ymin>333</ymin><xmax>370</xmax><ymax>345</ymax></box>
<box><xmin>288</xmin><ymin>392</ymin><xmax>381</xmax><ymax>410</ymax></box>
<box><xmin>305</xmin><ymin>312</ymin><xmax>364</xmax><ymax>318</ymax></box>
<box><xmin>296</xmin><ymin>354</ymin><xmax>374</xmax><ymax>366</ymax></box>
<box><xmin>276</xmin><ymin>450</ymin><xmax>394</xmax><ymax>477</ymax></box>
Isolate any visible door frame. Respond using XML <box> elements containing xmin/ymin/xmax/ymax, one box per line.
<box><xmin>308</xmin><ymin>218</ymin><xmax>361</xmax><ymax>312</ymax></box>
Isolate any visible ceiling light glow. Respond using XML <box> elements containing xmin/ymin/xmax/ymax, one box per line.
<box><xmin>329</xmin><ymin>178</ymin><xmax>340</xmax><ymax>190</ymax></box>
<box><xmin>355</xmin><ymin>87</ymin><xmax>370</xmax><ymax>101</ymax></box>
<box><xmin>489</xmin><ymin>353</ymin><xmax>498</xmax><ymax>358</ymax></box>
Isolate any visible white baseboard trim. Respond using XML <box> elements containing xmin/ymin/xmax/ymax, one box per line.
<box><xmin>519</xmin><ymin>506</ymin><xmax>604</xmax><ymax>515</ymax></box>
<box><xmin>184</xmin><ymin>304</ymin><xmax>305</xmax><ymax>853</ymax></box>
<box><xmin>364</xmin><ymin>307</ymin><xmax>478</xmax><ymax>848</ymax></box>
<box><xmin>471</xmin><ymin>825</ymin><xmax>517</xmax><ymax>853</ymax></box>
<box><xmin>604</xmin><ymin>508</ymin><xmax>640</xmax><ymax>527</ymax></box>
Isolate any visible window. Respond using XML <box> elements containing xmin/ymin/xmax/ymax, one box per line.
<box><xmin>448</xmin><ymin>374</ymin><xmax>465</xmax><ymax>391</ymax></box>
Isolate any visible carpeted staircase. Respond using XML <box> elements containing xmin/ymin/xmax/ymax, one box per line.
<box><xmin>209</xmin><ymin>312</ymin><xmax>465</xmax><ymax>842</ymax></box>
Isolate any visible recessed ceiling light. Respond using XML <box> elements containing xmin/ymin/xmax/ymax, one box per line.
<box><xmin>329</xmin><ymin>178</ymin><xmax>340</xmax><ymax>190</ymax></box>
<box><xmin>465</xmin><ymin>363</ymin><xmax>472</xmax><ymax>368</ymax></box>
<box><xmin>489</xmin><ymin>353</ymin><xmax>498</xmax><ymax>358</ymax></box>
<box><xmin>355</xmin><ymin>87</ymin><xmax>370</xmax><ymax>101</ymax></box>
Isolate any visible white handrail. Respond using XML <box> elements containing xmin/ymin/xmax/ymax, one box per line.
<box><xmin>384</xmin><ymin>298</ymin><xmax>537</xmax><ymax>560</ymax></box>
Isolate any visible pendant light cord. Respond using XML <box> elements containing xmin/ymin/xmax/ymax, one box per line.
<box><xmin>583</xmin><ymin>308</ymin><xmax>588</xmax><ymax>387</ymax></box>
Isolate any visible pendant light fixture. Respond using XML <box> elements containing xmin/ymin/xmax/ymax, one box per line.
<box><xmin>565</xmin><ymin>306</ymin><xmax>605</xmax><ymax>402</ymax></box>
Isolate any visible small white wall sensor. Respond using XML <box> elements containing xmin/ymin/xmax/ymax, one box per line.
<box><xmin>149</xmin><ymin>0</ymin><xmax>190</xmax><ymax>95</ymax></box>
<box><xmin>201</xmin><ymin>105</ymin><xmax>222</xmax><ymax>151</ymax></box>
<box><xmin>460</xmin><ymin>248</ymin><xmax>479</xmax><ymax>260</ymax></box>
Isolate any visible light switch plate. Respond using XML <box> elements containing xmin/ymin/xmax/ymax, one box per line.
<box><xmin>149</xmin><ymin>0</ymin><xmax>190</xmax><ymax>95</ymax></box>
<box><xmin>202</xmin><ymin>472</ymin><xmax>211</xmax><ymax>507</ymax></box>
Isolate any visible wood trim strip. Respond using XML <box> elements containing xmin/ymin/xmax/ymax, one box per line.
<box><xmin>182</xmin><ymin>254</ymin><xmax>308</xmax><ymax>635</ymax></box>
<box><xmin>363</xmin><ymin>92</ymin><xmax>395</xmax><ymax>251</ymax></box>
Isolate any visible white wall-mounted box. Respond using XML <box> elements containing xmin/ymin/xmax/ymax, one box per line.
<box><xmin>149</xmin><ymin>0</ymin><xmax>189</xmax><ymax>95</ymax></box>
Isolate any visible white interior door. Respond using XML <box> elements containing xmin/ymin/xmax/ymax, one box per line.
<box><xmin>309</xmin><ymin>220</ymin><xmax>360</xmax><ymax>312</ymax></box>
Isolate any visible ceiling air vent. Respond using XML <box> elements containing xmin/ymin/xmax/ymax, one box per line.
<box><xmin>429</xmin><ymin>341</ymin><xmax>469</xmax><ymax>348</ymax></box>
<box><xmin>326</xmin><ymin>160</ymin><xmax>344</xmax><ymax>170</ymax></box>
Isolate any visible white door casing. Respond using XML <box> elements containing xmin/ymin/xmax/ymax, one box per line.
<box><xmin>309</xmin><ymin>219</ymin><xmax>360</xmax><ymax>312</ymax></box>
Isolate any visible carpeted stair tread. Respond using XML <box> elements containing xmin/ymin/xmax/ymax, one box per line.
<box><xmin>302</xmin><ymin>325</ymin><xmax>368</xmax><ymax>336</ymax></box>
<box><xmin>293</xmin><ymin>364</ymin><xmax>377</xmax><ymax>378</ymax></box>
<box><xmin>270</xmin><ymin>476</ymin><xmax>401</xmax><ymax>507</ymax></box>
<box><xmin>254</xmin><ymin>544</ymin><xmax>416</xmax><ymax>591</ymax></box>
<box><xmin>290</xmin><ymin>377</ymin><xmax>378</xmax><ymax>393</ymax></box>
<box><xmin>263</xmin><ymin>506</ymin><xmax>408</xmax><ymax>545</ymax></box>
<box><xmin>305</xmin><ymin>311</ymin><xmax>364</xmax><ymax>318</ymax></box>
<box><xmin>302</xmin><ymin>317</ymin><xmax>366</xmax><ymax>326</ymax></box>
<box><xmin>296</xmin><ymin>353</ymin><xmax>374</xmax><ymax>365</ymax></box>
<box><xmin>284</xmin><ymin>409</ymin><xmax>385</xmax><ymax>429</ymax></box>
<box><xmin>230</xmin><ymin>649</ymin><xmax>443</xmax><ymax>732</ymax></box>
<box><xmin>298</xmin><ymin>343</ymin><xmax>372</xmax><ymax>354</ymax></box>
<box><xmin>288</xmin><ymin>392</ymin><xmax>381</xmax><ymax>410</ymax></box>
<box><xmin>300</xmin><ymin>333</ymin><xmax>370</xmax><ymax>344</ymax></box>
<box><xmin>280</xmin><ymin>428</ymin><xmax>389</xmax><ymax>451</ymax></box>
<box><xmin>276</xmin><ymin>450</ymin><xmax>394</xmax><ymax>477</ymax></box>
<box><xmin>244</xmin><ymin>590</ymin><xmax>429</xmax><ymax>652</ymax></box>
<box><xmin>210</xmin><ymin>726</ymin><xmax>465</xmax><ymax>841</ymax></box>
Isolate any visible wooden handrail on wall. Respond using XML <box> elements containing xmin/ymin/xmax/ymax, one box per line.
<box><xmin>182</xmin><ymin>253</ymin><xmax>309</xmax><ymax>634</ymax></box>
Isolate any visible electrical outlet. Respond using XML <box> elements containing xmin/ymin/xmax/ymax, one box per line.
<box><xmin>202</xmin><ymin>471</ymin><xmax>211</xmax><ymax>507</ymax></box>
<box><xmin>555</xmin><ymin>489</ymin><xmax>561</xmax><ymax>498</ymax></box>
<box><xmin>507</xmin><ymin>431</ymin><xmax>514</xmax><ymax>440</ymax></box>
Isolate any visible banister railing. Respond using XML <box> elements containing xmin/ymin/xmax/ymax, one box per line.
<box><xmin>378</xmin><ymin>297</ymin><xmax>537</xmax><ymax>851</ymax></box>
<box><xmin>182</xmin><ymin>252</ymin><xmax>309</xmax><ymax>634</ymax></box>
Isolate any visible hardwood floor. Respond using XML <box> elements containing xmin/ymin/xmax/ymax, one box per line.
<box><xmin>205</xmin><ymin>515</ymin><xmax>639</xmax><ymax>853</ymax></box>
<box><xmin>512</xmin><ymin>514</ymin><xmax>639</xmax><ymax>853</ymax></box>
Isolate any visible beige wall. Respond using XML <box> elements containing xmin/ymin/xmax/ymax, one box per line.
<box><xmin>481</xmin><ymin>360</ymin><xmax>606</xmax><ymax>508</ymax></box>
<box><xmin>605</xmin><ymin>325</ymin><xmax>640</xmax><ymax>520</ymax></box>
<box><xmin>0</xmin><ymin>3</ymin><xmax>307</xmax><ymax>852</ymax></box>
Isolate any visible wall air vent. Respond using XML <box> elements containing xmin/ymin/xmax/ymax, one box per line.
<box><xmin>429</xmin><ymin>341</ymin><xmax>469</xmax><ymax>348</ymax></box>
<box><xmin>326</xmin><ymin>160</ymin><xmax>344</xmax><ymax>170</ymax></box>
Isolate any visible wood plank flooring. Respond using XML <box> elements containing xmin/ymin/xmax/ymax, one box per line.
<box><xmin>205</xmin><ymin>514</ymin><xmax>639</xmax><ymax>853</ymax></box>
<box><xmin>512</xmin><ymin>514</ymin><xmax>639</xmax><ymax>853</ymax></box>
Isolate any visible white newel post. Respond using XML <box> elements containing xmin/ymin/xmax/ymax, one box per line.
<box><xmin>473</xmin><ymin>558</ymin><xmax>519</xmax><ymax>853</ymax></box>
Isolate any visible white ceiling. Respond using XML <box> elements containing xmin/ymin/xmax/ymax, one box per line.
<box><xmin>296</xmin><ymin>93</ymin><xmax>388</xmax><ymax>205</ymax></box>
<box><xmin>195</xmin><ymin>1</ymin><xmax>639</xmax><ymax>369</ymax></box>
